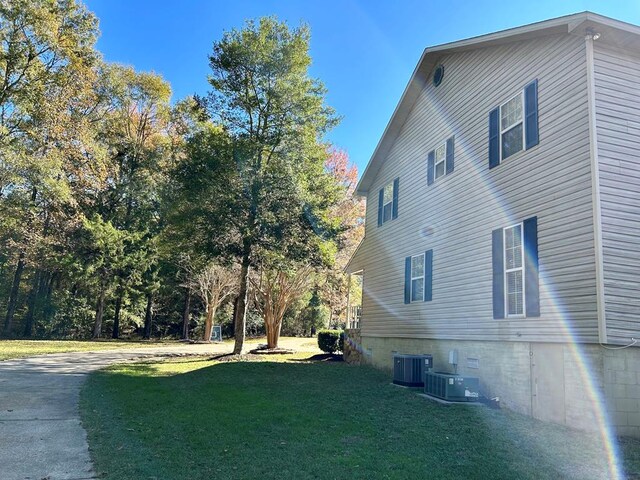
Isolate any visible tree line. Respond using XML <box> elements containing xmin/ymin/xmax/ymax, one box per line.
<box><xmin>0</xmin><ymin>1</ymin><xmax>363</xmax><ymax>351</ymax></box>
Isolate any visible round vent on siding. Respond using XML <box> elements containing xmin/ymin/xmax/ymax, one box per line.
<box><xmin>433</xmin><ymin>64</ymin><xmax>445</xmax><ymax>87</ymax></box>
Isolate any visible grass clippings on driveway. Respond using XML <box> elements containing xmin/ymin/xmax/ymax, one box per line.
<box><xmin>80</xmin><ymin>355</ymin><xmax>640</xmax><ymax>480</ymax></box>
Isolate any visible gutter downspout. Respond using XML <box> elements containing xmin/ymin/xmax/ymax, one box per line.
<box><xmin>585</xmin><ymin>30</ymin><xmax>607</xmax><ymax>344</ymax></box>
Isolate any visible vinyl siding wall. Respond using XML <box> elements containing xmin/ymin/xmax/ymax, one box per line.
<box><xmin>594</xmin><ymin>43</ymin><xmax>640</xmax><ymax>345</ymax></box>
<box><xmin>357</xmin><ymin>33</ymin><xmax>599</xmax><ymax>343</ymax></box>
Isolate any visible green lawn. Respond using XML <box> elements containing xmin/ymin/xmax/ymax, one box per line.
<box><xmin>80</xmin><ymin>356</ymin><xmax>640</xmax><ymax>480</ymax></box>
<box><xmin>0</xmin><ymin>339</ymin><xmax>181</xmax><ymax>360</ymax></box>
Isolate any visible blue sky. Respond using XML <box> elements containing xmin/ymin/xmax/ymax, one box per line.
<box><xmin>85</xmin><ymin>0</ymin><xmax>640</xmax><ymax>175</ymax></box>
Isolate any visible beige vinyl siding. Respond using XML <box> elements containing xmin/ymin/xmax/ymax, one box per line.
<box><xmin>345</xmin><ymin>237</ymin><xmax>366</xmax><ymax>273</ymax></box>
<box><xmin>357</xmin><ymin>33</ymin><xmax>599</xmax><ymax>343</ymax></box>
<box><xmin>594</xmin><ymin>43</ymin><xmax>640</xmax><ymax>345</ymax></box>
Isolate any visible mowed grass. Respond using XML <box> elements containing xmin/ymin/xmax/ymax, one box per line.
<box><xmin>0</xmin><ymin>336</ymin><xmax>318</xmax><ymax>361</ymax></box>
<box><xmin>0</xmin><ymin>339</ymin><xmax>181</xmax><ymax>360</ymax></box>
<box><xmin>80</xmin><ymin>356</ymin><xmax>640</xmax><ymax>480</ymax></box>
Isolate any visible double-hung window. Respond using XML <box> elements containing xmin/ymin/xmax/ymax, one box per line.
<box><xmin>410</xmin><ymin>254</ymin><xmax>425</xmax><ymax>302</ymax></box>
<box><xmin>500</xmin><ymin>93</ymin><xmax>524</xmax><ymax>160</ymax></box>
<box><xmin>382</xmin><ymin>183</ymin><xmax>393</xmax><ymax>222</ymax></box>
<box><xmin>427</xmin><ymin>136</ymin><xmax>455</xmax><ymax>185</ymax></box>
<box><xmin>404</xmin><ymin>250</ymin><xmax>433</xmax><ymax>304</ymax></box>
<box><xmin>492</xmin><ymin>217</ymin><xmax>540</xmax><ymax>319</ymax></box>
<box><xmin>377</xmin><ymin>178</ymin><xmax>399</xmax><ymax>226</ymax></box>
<box><xmin>504</xmin><ymin>223</ymin><xmax>524</xmax><ymax>316</ymax></box>
<box><xmin>434</xmin><ymin>143</ymin><xmax>447</xmax><ymax>180</ymax></box>
<box><xmin>489</xmin><ymin>79</ymin><xmax>539</xmax><ymax>169</ymax></box>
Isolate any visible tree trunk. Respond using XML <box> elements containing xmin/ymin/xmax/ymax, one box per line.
<box><xmin>42</xmin><ymin>272</ymin><xmax>56</xmax><ymax>325</ymax></box>
<box><xmin>265</xmin><ymin>312</ymin><xmax>277</xmax><ymax>349</ymax></box>
<box><xmin>203</xmin><ymin>304</ymin><xmax>217</xmax><ymax>342</ymax></box>
<box><xmin>92</xmin><ymin>284</ymin><xmax>106</xmax><ymax>338</ymax></box>
<box><xmin>272</xmin><ymin>320</ymin><xmax>283</xmax><ymax>349</ymax></box>
<box><xmin>143</xmin><ymin>293</ymin><xmax>153</xmax><ymax>339</ymax></box>
<box><xmin>23</xmin><ymin>269</ymin><xmax>44</xmax><ymax>337</ymax></box>
<box><xmin>232</xmin><ymin>253</ymin><xmax>251</xmax><ymax>354</ymax></box>
<box><xmin>3</xmin><ymin>252</ymin><xmax>25</xmax><ymax>336</ymax></box>
<box><xmin>265</xmin><ymin>311</ymin><xmax>284</xmax><ymax>350</ymax></box>
<box><xmin>112</xmin><ymin>293</ymin><xmax>123</xmax><ymax>339</ymax></box>
<box><xmin>230</xmin><ymin>296</ymin><xmax>238</xmax><ymax>337</ymax></box>
<box><xmin>182</xmin><ymin>288</ymin><xmax>191</xmax><ymax>340</ymax></box>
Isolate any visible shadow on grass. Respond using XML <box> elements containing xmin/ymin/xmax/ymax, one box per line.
<box><xmin>82</xmin><ymin>360</ymin><xmax>640</xmax><ymax>480</ymax></box>
<box><xmin>290</xmin><ymin>353</ymin><xmax>343</xmax><ymax>362</ymax></box>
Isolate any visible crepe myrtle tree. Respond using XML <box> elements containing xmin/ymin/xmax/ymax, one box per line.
<box><xmin>251</xmin><ymin>262</ymin><xmax>313</xmax><ymax>349</ymax></box>
<box><xmin>187</xmin><ymin>262</ymin><xmax>238</xmax><ymax>342</ymax></box>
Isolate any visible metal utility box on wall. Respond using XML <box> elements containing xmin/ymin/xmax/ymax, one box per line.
<box><xmin>393</xmin><ymin>354</ymin><xmax>433</xmax><ymax>387</ymax></box>
<box><xmin>424</xmin><ymin>371</ymin><xmax>480</xmax><ymax>402</ymax></box>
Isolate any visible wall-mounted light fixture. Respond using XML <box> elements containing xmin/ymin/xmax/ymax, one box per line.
<box><xmin>585</xmin><ymin>27</ymin><xmax>601</xmax><ymax>41</ymax></box>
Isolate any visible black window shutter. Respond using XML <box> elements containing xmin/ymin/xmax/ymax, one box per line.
<box><xmin>377</xmin><ymin>188</ymin><xmax>384</xmax><ymax>226</ymax></box>
<box><xmin>489</xmin><ymin>108</ymin><xmax>500</xmax><ymax>169</ymax></box>
<box><xmin>525</xmin><ymin>79</ymin><xmax>539</xmax><ymax>150</ymax></box>
<box><xmin>492</xmin><ymin>228</ymin><xmax>505</xmax><ymax>319</ymax></box>
<box><xmin>392</xmin><ymin>177</ymin><xmax>399</xmax><ymax>220</ymax></box>
<box><xmin>424</xmin><ymin>250</ymin><xmax>433</xmax><ymax>302</ymax></box>
<box><xmin>446</xmin><ymin>136</ymin><xmax>455</xmax><ymax>175</ymax></box>
<box><xmin>404</xmin><ymin>257</ymin><xmax>411</xmax><ymax>304</ymax></box>
<box><xmin>427</xmin><ymin>151</ymin><xmax>435</xmax><ymax>185</ymax></box>
<box><xmin>523</xmin><ymin>216</ymin><xmax>540</xmax><ymax>317</ymax></box>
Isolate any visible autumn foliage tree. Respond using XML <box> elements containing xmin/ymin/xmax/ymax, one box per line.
<box><xmin>320</xmin><ymin>148</ymin><xmax>365</xmax><ymax>325</ymax></box>
<box><xmin>0</xmin><ymin>4</ymin><xmax>357</xmax><ymax>343</ymax></box>
<box><xmin>0</xmin><ymin>0</ymin><xmax>101</xmax><ymax>335</ymax></box>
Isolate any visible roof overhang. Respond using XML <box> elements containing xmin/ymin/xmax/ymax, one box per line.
<box><xmin>355</xmin><ymin>11</ymin><xmax>640</xmax><ymax>196</ymax></box>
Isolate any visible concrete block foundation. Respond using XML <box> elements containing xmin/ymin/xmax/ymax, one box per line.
<box><xmin>345</xmin><ymin>334</ymin><xmax>640</xmax><ymax>437</ymax></box>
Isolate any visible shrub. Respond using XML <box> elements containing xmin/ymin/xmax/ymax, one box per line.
<box><xmin>318</xmin><ymin>329</ymin><xmax>343</xmax><ymax>354</ymax></box>
<box><xmin>339</xmin><ymin>331</ymin><xmax>344</xmax><ymax>353</ymax></box>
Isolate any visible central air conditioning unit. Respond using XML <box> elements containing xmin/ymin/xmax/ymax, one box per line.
<box><xmin>393</xmin><ymin>354</ymin><xmax>433</xmax><ymax>387</ymax></box>
<box><xmin>424</xmin><ymin>371</ymin><xmax>480</xmax><ymax>402</ymax></box>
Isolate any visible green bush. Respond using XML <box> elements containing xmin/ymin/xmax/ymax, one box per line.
<box><xmin>318</xmin><ymin>329</ymin><xmax>343</xmax><ymax>354</ymax></box>
<box><xmin>339</xmin><ymin>331</ymin><xmax>344</xmax><ymax>353</ymax></box>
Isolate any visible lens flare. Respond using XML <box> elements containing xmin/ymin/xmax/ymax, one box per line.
<box><xmin>352</xmin><ymin>107</ymin><xmax>622</xmax><ymax>478</ymax></box>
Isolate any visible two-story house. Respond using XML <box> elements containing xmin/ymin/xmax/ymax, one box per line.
<box><xmin>344</xmin><ymin>12</ymin><xmax>640</xmax><ymax>437</ymax></box>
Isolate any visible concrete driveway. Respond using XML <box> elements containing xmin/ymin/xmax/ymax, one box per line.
<box><xmin>0</xmin><ymin>344</ymin><xmax>227</xmax><ymax>480</ymax></box>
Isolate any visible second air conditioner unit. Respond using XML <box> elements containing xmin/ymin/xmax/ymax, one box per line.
<box><xmin>424</xmin><ymin>371</ymin><xmax>480</xmax><ymax>402</ymax></box>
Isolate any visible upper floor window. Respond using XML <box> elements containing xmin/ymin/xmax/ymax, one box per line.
<box><xmin>434</xmin><ymin>143</ymin><xmax>447</xmax><ymax>180</ymax></box>
<box><xmin>382</xmin><ymin>183</ymin><xmax>393</xmax><ymax>221</ymax></box>
<box><xmin>377</xmin><ymin>178</ymin><xmax>399</xmax><ymax>226</ymax></box>
<box><xmin>427</xmin><ymin>136</ymin><xmax>455</xmax><ymax>185</ymax></box>
<box><xmin>489</xmin><ymin>79</ymin><xmax>539</xmax><ymax>169</ymax></box>
<box><xmin>500</xmin><ymin>94</ymin><xmax>524</xmax><ymax>160</ymax></box>
<box><xmin>492</xmin><ymin>217</ymin><xmax>540</xmax><ymax>319</ymax></box>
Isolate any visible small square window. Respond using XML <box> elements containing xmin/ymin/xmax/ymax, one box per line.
<box><xmin>501</xmin><ymin>95</ymin><xmax>522</xmax><ymax>131</ymax></box>
<box><xmin>383</xmin><ymin>183</ymin><xmax>393</xmax><ymax>204</ymax></box>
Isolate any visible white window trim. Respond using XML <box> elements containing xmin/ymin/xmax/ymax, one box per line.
<box><xmin>499</xmin><ymin>90</ymin><xmax>526</xmax><ymax>161</ymax></box>
<box><xmin>410</xmin><ymin>253</ymin><xmax>425</xmax><ymax>303</ymax></box>
<box><xmin>503</xmin><ymin>222</ymin><xmax>526</xmax><ymax>318</ymax></box>
<box><xmin>434</xmin><ymin>141</ymin><xmax>447</xmax><ymax>180</ymax></box>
